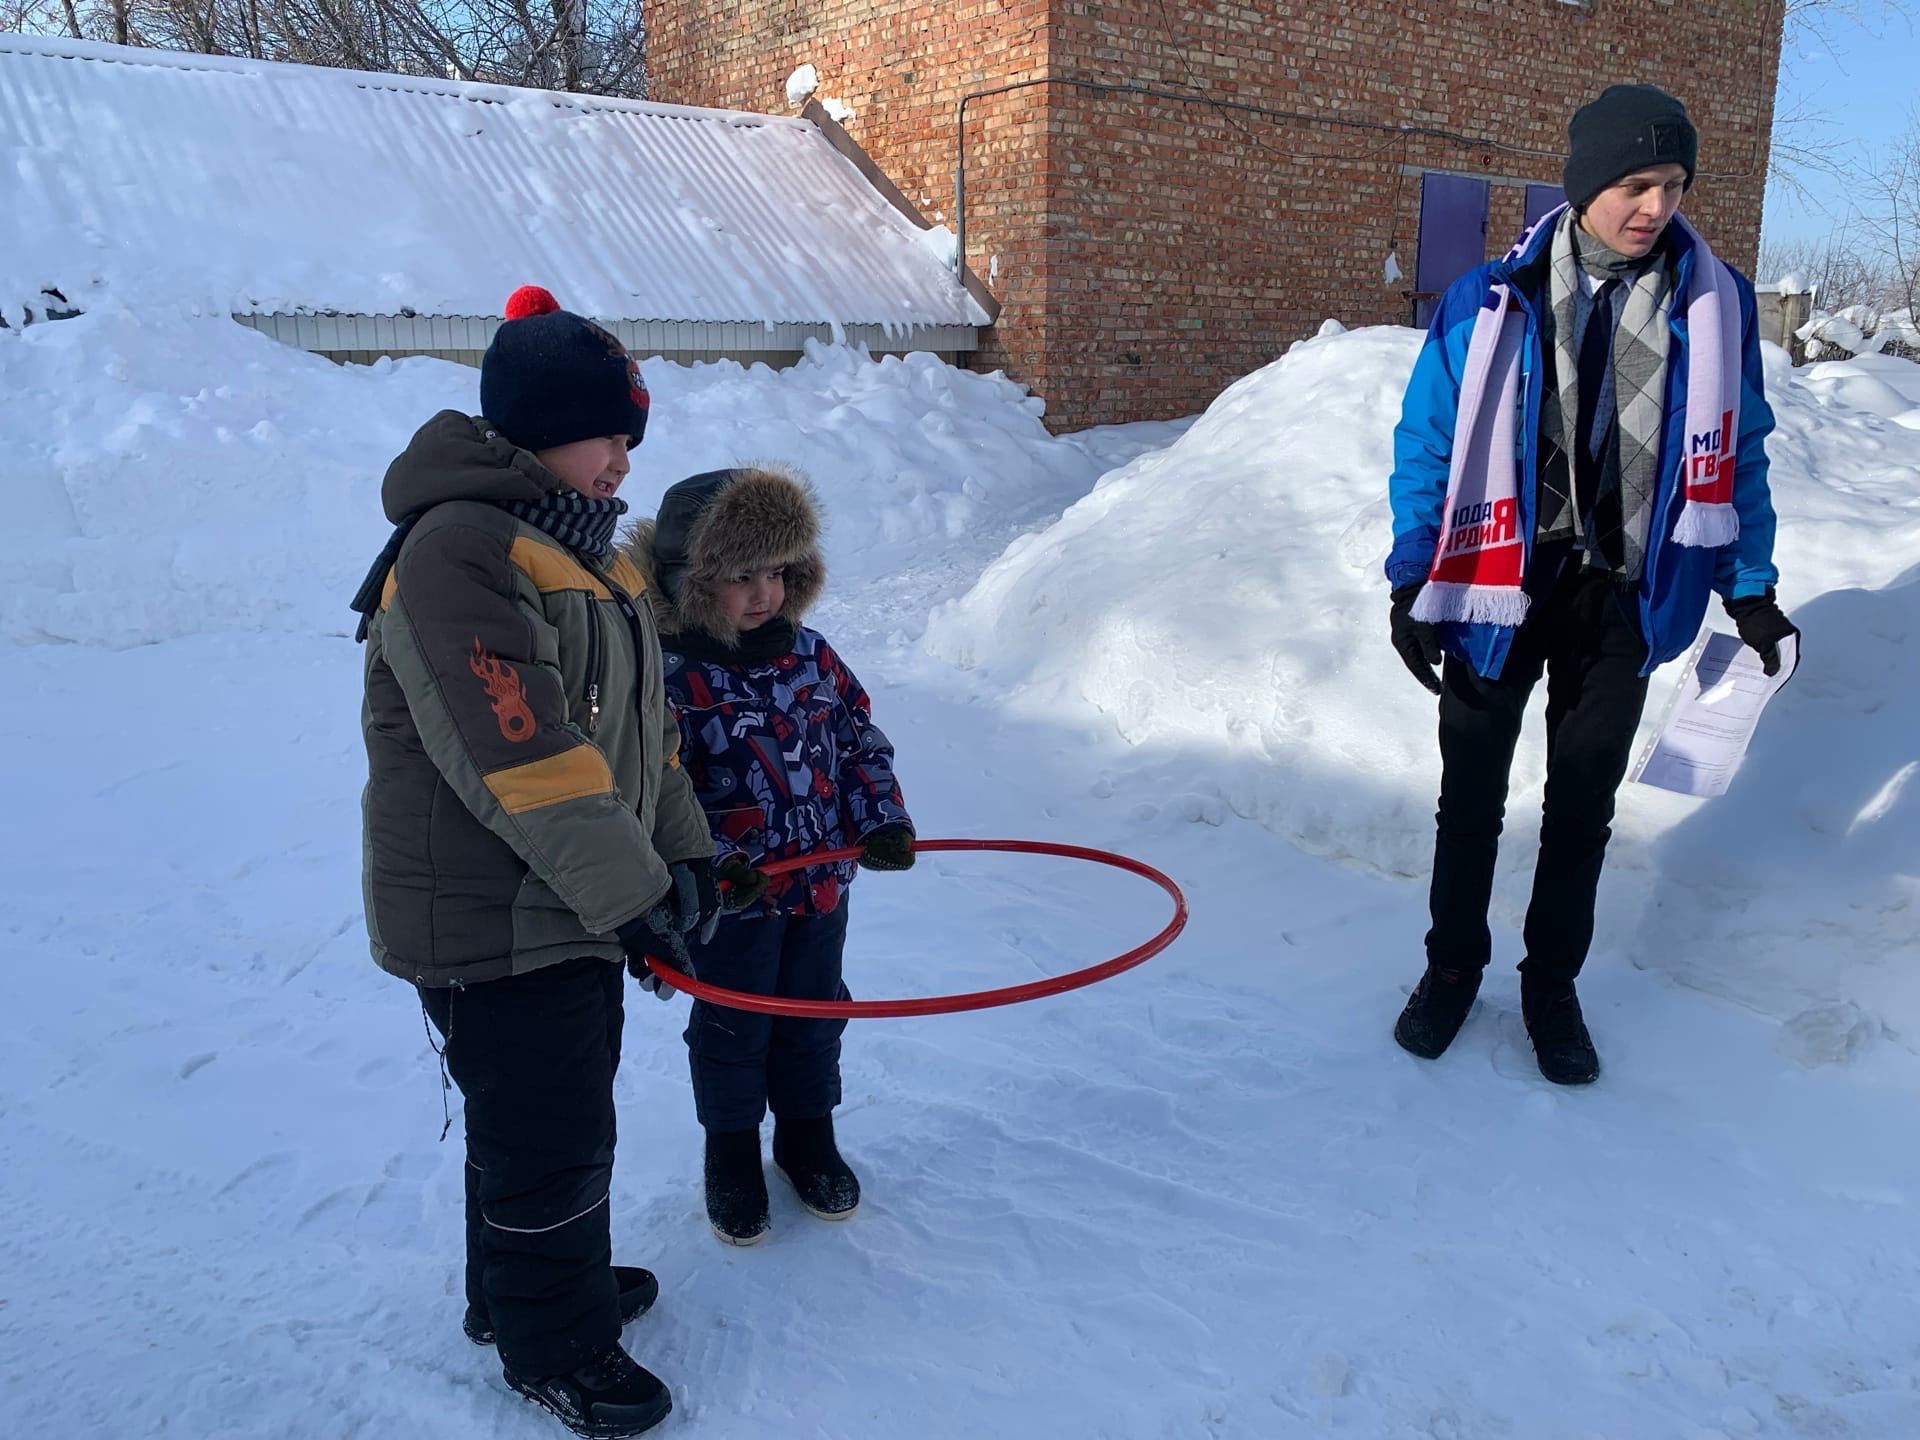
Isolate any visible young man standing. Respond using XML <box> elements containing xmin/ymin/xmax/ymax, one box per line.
<box><xmin>1383</xmin><ymin>86</ymin><xmax>1798</xmax><ymax>1084</ymax></box>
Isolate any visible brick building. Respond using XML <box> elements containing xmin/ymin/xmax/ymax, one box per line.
<box><xmin>645</xmin><ymin>1</ymin><xmax>1786</xmax><ymax>430</ymax></box>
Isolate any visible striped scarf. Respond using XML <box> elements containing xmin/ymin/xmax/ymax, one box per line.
<box><xmin>1411</xmin><ymin>207</ymin><xmax>1744</xmax><ymax>630</ymax></box>
<box><xmin>501</xmin><ymin>491</ymin><xmax>629</xmax><ymax>562</ymax></box>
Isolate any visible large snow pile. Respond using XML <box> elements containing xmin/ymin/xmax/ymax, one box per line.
<box><xmin>927</xmin><ymin>322</ymin><xmax>1920</xmax><ymax>1045</ymax></box>
<box><xmin>1792</xmin><ymin>350</ymin><xmax>1920</xmax><ymax>427</ymax></box>
<box><xmin>1</xmin><ymin>308</ymin><xmax>1131</xmax><ymax>647</ymax></box>
<box><xmin>4</xmin><ymin>304</ymin><xmax>469</xmax><ymax>648</ymax></box>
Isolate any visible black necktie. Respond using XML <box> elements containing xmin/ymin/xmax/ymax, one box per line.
<box><xmin>1576</xmin><ymin>278</ymin><xmax>1619</xmax><ymax>465</ymax></box>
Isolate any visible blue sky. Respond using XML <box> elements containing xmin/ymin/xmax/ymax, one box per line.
<box><xmin>1763</xmin><ymin>4</ymin><xmax>1919</xmax><ymax>246</ymax></box>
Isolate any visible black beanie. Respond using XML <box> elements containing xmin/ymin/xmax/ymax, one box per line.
<box><xmin>479</xmin><ymin>286</ymin><xmax>651</xmax><ymax>453</ymax></box>
<box><xmin>1563</xmin><ymin>85</ymin><xmax>1698</xmax><ymax>211</ymax></box>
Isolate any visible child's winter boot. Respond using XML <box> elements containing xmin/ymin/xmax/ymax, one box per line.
<box><xmin>703</xmin><ymin>1127</ymin><xmax>770</xmax><ymax>1245</ymax></box>
<box><xmin>503</xmin><ymin>1342</ymin><xmax>671</xmax><ymax>1437</ymax></box>
<box><xmin>773</xmin><ymin>1113</ymin><xmax>860</xmax><ymax>1220</ymax></box>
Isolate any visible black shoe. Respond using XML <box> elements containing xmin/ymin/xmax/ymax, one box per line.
<box><xmin>704</xmin><ymin>1127</ymin><xmax>770</xmax><ymax>1246</ymax></box>
<box><xmin>1393</xmin><ymin>965</ymin><xmax>1483</xmax><ymax>1060</ymax></box>
<box><xmin>1524</xmin><ymin>984</ymin><xmax>1601</xmax><ymax>1085</ymax></box>
<box><xmin>503</xmin><ymin>1344</ymin><xmax>671</xmax><ymax>1439</ymax></box>
<box><xmin>773</xmin><ymin>1114</ymin><xmax>861</xmax><ymax>1221</ymax></box>
<box><xmin>464</xmin><ymin>1267</ymin><xmax>660</xmax><ymax>1347</ymax></box>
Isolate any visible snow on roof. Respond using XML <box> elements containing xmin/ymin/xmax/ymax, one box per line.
<box><xmin>0</xmin><ymin>36</ymin><xmax>987</xmax><ymax>332</ymax></box>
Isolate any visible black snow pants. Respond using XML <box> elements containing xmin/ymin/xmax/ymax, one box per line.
<box><xmin>682</xmin><ymin>898</ymin><xmax>851</xmax><ymax>1133</ymax></box>
<box><xmin>421</xmin><ymin>956</ymin><xmax>624</xmax><ymax>1378</ymax></box>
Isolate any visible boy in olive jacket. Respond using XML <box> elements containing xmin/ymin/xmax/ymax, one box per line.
<box><xmin>354</xmin><ymin>286</ymin><xmax>708</xmax><ymax>1439</ymax></box>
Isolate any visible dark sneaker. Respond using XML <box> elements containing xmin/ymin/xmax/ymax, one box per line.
<box><xmin>773</xmin><ymin>1114</ymin><xmax>860</xmax><ymax>1221</ymax></box>
<box><xmin>704</xmin><ymin>1127</ymin><xmax>770</xmax><ymax>1246</ymax></box>
<box><xmin>1523</xmin><ymin>986</ymin><xmax>1601</xmax><ymax>1086</ymax></box>
<box><xmin>503</xmin><ymin>1344</ymin><xmax>671</xmax><ymax>1438</ymax></box>
<box><xmin>1393</xmin><ymin>965</ymin><xmax>1483</xmax><ymax>1060</ymax></box>
<box><xmin>465</xmin><ymin>1267</ymin><xmax>660</xmax><ymax>1347</ymax></box>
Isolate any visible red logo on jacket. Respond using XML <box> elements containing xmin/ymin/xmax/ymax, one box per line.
<box><xmin>469</xmin><ymin>638</ymin><xmax>537</xmax><ymax>743</ymax></box>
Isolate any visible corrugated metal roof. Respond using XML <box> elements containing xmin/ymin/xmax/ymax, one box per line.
<box><xmin>0</xmin><ymin>36</ymin><xmax>987</xmax><ymax>333</ymax></box>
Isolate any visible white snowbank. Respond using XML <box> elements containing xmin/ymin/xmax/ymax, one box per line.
<box><xmin>3</xmin><ymin>304</ymin><xmax>469</xmax><ymax>648</ymax></box>
<box><xmin>1</xmin><ymin>310</ymin><xmax>1107</xmax><ymax>646</ymax></box>
<box><xmin>927</xmin><ymin>326</ymin><xmax>1920</xmax><ymax>1044</ymax></box>
<box><xmin>928</xmin><ymin>324</ymin><xmax>1437</xmax><ymax>858</ymax></box>
<box><xmin>1795</xmin><ymin>351</ymin><xmax>1920</xmax><ymax>426</ymax></box>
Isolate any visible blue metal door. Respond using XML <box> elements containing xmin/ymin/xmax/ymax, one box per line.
<box><xmin>1525</xmin><ymin>182</ymin><xmax>1567</xmax><ymax>229</ymax></box>
<box><xmin>1415</xmin><ymin>173</ymin><xmax>1490</xmax><ymax>327</ymax></box>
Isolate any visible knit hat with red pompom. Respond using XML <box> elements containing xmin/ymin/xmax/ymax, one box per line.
<box><xmin>479</xmin><ymin>285</ymin><xmax>651</xmax><ymax>452</ymax></box>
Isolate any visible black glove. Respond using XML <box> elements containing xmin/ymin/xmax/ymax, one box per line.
<box><xmin>858</xmin><ymin>825</ymin><xmax>916</xmax><ymax>872</ymax></box>
<box><xmin>664</xmin><ymin>858</ymin><xmax>721</xmax><ymax>944</ymax></box>
<box><xmin>1724</xmin><ymin>591</ymin><xmax>1799</xmax><ymax>678</ymax></box>
<box><xmin>616</xmin><ymin>904</ymin><xmax>689</xmax><ymax>1001</ymax></box>
<box><xmin>717</xmin><ymin>853</ymin><xmax>771</xmax><ymax>911</ymax></box>
<box><xmin>1390</xmin><ymin>583</ymin><xmax>1444</xmax><ymax>696</ymax></box>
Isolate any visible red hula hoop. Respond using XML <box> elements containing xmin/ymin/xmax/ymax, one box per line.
<box><xmin>644</xmin><ymin>839</ymin><xmax>1188</xmax><ymax>1019</ymax></box>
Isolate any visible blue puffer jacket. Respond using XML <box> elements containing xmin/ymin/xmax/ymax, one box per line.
<box><xmin>1384</xmin><ymin>212</ymin><xmax>1780</xmax><ymax>679</ymax></box>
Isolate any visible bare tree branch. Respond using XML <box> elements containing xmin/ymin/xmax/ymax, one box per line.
<box><xmin>1861</xmin><ymin>124</ymin><xmax>1920</xmax><ymax>323</ymax></box>
<box><xmin>1768</xmin><ymin>117</ymin><xmax>1920</xmax><ymax>359</ymax></box>
<box><xmin>3</xmin><ymin>0</ymin><xmax>645</xmax><ymax>94</ymax></box>
<box><xmin>1771</xmin><ymin>1</ymin><xmax>1913</xmax><ymax>209</ymax></box>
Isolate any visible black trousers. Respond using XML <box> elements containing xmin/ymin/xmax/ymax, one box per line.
<box><xmin>1426</xmin><ymin>563</ymin><xmax>1651</xmax><ymax>990</ymax></box>
<box><xmin>421</xmin><ymin>957</ymin><xmax>623</xmax><ymax>1378</ymax></box>
<box><xmin>683</xmin><ymin>899</ymin><xmax>851</xmax><ymax>1132</ymax></box>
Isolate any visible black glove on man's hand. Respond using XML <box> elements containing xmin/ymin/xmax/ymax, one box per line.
<box><xmin>716</xmin><ymin>853</ymin><xmax>771</xmax><ymax>911</ymax></box>
<box><xmin>1390</xmin><ymin>583</ymin><xmax>1445</xmax><ymax>696</ymax></box>
<box><xmin>665</xmin><ymin>858</ymin><xmax>721</xmax><ymax>943</ymax></box>
<box><xmin>616</xmin><ymin>903</ymin><xmax>688</xmax><ymax>1001</ymax></box>
<box><xmin>858</xmin><ymin>825</ymin><xmax>916</xmax><ymax>872</ymax></box>
<box><xmin>1724</xmin><ymin>590</ymin><xmax>1800</xmax><ymax>678</ymax></box>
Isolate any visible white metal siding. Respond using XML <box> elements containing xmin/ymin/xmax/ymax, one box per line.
<box><xmin>234</xmin><ymin>312</ymin><xmax>978</xmax><ymax>357</ymax></box>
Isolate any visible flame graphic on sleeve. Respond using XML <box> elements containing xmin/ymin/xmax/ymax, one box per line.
<box><xmin>469</xmin><ymin>638</ymin><xmax>538</xmax><ymax>743</ymax></box>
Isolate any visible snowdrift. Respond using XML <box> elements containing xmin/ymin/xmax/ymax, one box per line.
<box><xmin>1</xmin><ymin>308</ymin><xmax>1122</xmax><ymax>647</ymax></box>
<box><xmin>927</xmin><ymin>323</ymin><xmax>1920</xmax><ymax>1044</ymax></box>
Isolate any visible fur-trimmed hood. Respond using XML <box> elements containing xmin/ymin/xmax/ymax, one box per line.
<box><xmin>622</xmin><ymin>465</ymin><xmax>825</xmax><ymax>645</ymax></box>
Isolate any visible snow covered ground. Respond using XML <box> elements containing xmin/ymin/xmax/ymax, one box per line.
<box><xmin>3</xmin><ymin>311</ymin><xmax>1917</xmax><ymax>1439</ymax></box>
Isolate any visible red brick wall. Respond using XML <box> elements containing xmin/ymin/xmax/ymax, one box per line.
<box><xmin>643</xmin><ymin>1</ymin><xmax>1060</xmax><ymax>400</ymax></box>
<box><xmin>647</xmin><ymin>0</ymin><xmax>1784</xmax><ymax>430</ymax></box>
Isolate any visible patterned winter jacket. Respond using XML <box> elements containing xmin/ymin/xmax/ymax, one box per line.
<box><xmin>662</xmin><ymin>625</ymin><xmax>911</xmax><ymax>918</ymax></box>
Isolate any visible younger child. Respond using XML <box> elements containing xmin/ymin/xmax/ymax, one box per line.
<box><xmin>628</xmin><ymin>466</ymin><xmax>913</xmax><ymax>1245</ymax></box>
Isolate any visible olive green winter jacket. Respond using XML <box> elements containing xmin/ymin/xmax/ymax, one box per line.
<box><xmin>360</xmin><ymin>411</ymin><xmax>711</xmax><ymax>987</ymax></box>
